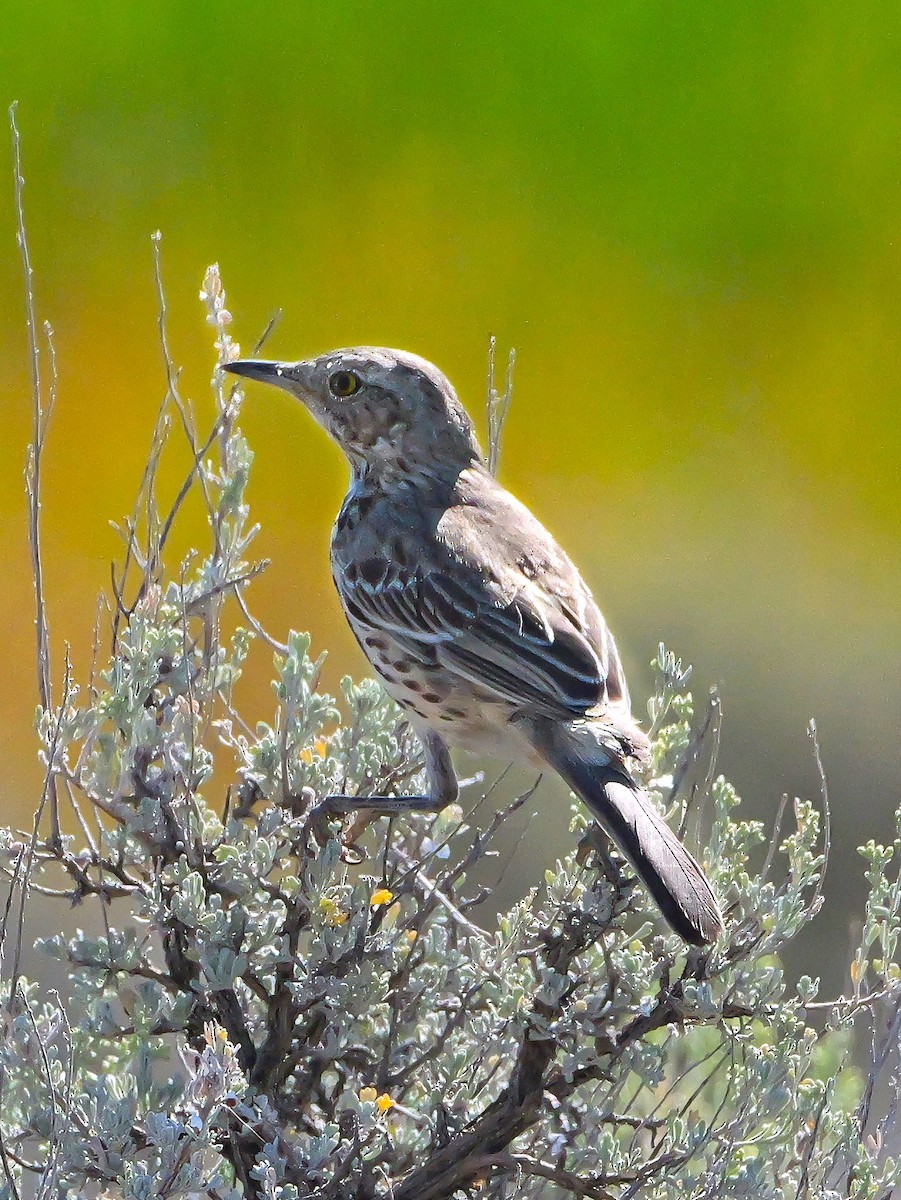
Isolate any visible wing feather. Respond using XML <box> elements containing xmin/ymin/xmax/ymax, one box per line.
<box><xmin>333</xmin><ymin>464</ymin><xmax>630</xmax><ymax>718</ymax></box>
<box><xmin>339</xmin><ymin>562</ymin><xmax>606</xmax><ymax>718</ymax></box>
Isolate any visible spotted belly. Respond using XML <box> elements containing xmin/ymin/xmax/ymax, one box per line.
<box><xmin>353</xmin><ymin>624</ymin><xmax>531</xmax><ymax>760</ymax></box>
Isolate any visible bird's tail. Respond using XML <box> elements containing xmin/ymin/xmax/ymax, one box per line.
<box><xmin>531</xmin><ymin>720</ymin><xmax>723</xmax><ymax>946</ymax></box>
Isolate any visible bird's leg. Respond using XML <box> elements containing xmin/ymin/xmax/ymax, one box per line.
<box><xmin>310</xmin><ymin>732</ymin><xmax>459</xmax><ymax>852</ymax></box>
<box><xmin>327</xmin><ymin>731</ymin><xmax>460</xmax><ymax>810</ymax></box>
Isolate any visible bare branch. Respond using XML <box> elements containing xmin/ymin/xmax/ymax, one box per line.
<box><xmin>10</xmin><ymin>103</ymin><xmax>60</xmax><ymax>849</ymax></box>
<box><xmin>486</xmin><ymin>334</ymin><xmax>516</xmax><ymax>475</ymax></box>
<box><xmin>806</xmin><ymin>718</ymin><xmax>832</xmax><ymax>918</ymax></box>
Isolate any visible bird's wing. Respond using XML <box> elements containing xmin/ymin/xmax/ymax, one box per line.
<box><xmin>334</xmin><ymin>462</ymin><xmax>638</xmax><ymax>721</ymax></box>
<box><xmin>338</xmin><ymin>557</ymin><xmax>606</xmax><ymax>719</ymax></box>
<box><xmin>437</xmin><ymin>570</ymin><xmax>610</xmax><ymax>717</ymax></box>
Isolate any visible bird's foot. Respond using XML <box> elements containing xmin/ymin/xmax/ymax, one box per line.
<box><xmin>308</xmin><ymin>793</ymin><xmax>453</xmax><ymax>862</ymax></box>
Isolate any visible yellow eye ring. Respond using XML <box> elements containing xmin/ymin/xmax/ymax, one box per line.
<box><xmin>328</xmin><ymin>370</ymin><xmax>361</xmax><ymax>398</ymax></box>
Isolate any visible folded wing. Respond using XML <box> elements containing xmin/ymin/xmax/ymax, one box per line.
<box><xmin>339</xmin><ymin>556</ymin><xmax>618</xmax><ymax>722</ymax></box>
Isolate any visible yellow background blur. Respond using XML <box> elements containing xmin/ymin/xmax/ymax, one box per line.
<box><xmin>1</xmin><ymin>4</ymin><xmax>899</xmax><ymax>970</ymax></box>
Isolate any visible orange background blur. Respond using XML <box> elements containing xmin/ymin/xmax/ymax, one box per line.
<box><xmin>1</xmin><ymin>4</ymin><xmax>900</xmax><ymax>974</ymax></box>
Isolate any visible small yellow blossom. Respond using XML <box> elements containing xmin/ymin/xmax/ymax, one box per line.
<box><xmin>319</xmin><ymin>896</ymin><xmax>350</xmax><ymax>926</ymax></box>
<box><xmin>370</xmin><ymin>888</ymin><xmax>395</xmax><ymax>908</ymax></box>
<box><xmin>360</xmin><ymin>1088</ymin><xmax>397</xmax><ymax>1117</ymax></box>
<box><xmin>299</xmin><ymin>737</ymin><xmax>329</xmax><ymax>765</ymax></box>
<box><xmin>404</xmin><ymin>930</ymin><xmax>418</xmax><ymax>943</ymax></box>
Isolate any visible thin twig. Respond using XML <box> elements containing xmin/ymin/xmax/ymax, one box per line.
<box><xmin>9</xmin><ymin>656</ymin><xmax>73</xmax><ymax>1003</ymax></box>
<box><xmin>760</xmin><ymin>792</ymin><xmax>790</xmax><ymax>884</ymax></box>
<box><xmin>20</xmin><ymin>991</ymin><xmax>57</xmax><ymax>1200</ymax></box>
<box><xmin>151</xmin><ymin>231</ymin><xmax>219</xmax><ymax>554</ymax></box>
<box><xmin>807</xmin><ymin>719</ymin><xmax>831</xmax><ymax>918</ymax></box>
<box><xmin>486</xmin><ymin>335</ymin><xmax>516</xmax><ymax>475</ymax></box>
<box><xmin>234</xmin><ymin>587</ymin><xmax>290</xmax><ymax>654</ymax></box>
<box><xmin>390</xmin><ymin>846</ymin><xmax>487</xmax><ymax>940</ymax></box>
<box><xmin>10</xmin><ymin>102</ymin><xmax>60</xmax><ymax>849</ymax></box>
<box><xmin>672</xmin><ymin>687</ymin><xmax>721</xmax><ymax>838</ymax></box>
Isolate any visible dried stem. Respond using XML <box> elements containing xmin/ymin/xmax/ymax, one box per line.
<box><xmin>9</xmin><ymin>103</ymin><xmax>61</xmax><ymax>849</ymax></box>
<box><xmin>486</xmin><ymin>334</ymin><xmax>516</xmax><ymax>475</ymax></box>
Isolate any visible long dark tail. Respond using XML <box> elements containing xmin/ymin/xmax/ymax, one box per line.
<box><xmin>533</xmin><ymin>721</ymin><xmax>723</xmax><ymax>946</ymax></box>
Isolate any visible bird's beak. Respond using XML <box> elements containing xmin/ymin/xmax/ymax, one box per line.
<box><xmin>224</xmin><ymin>360</ymin><xmax>293</xmax><ymax>388</ymax></box>
<box><xmin>222</xmin><ymin>359</ymin><xmax>314</xmax><ymax>395</ymax></box>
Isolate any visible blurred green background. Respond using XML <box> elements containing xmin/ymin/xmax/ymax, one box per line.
<box><xmin>1</xmin><ymin>3</ymin><xmax>900</xmax><ymax>978</ymax></box>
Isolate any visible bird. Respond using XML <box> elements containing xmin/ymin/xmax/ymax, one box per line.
<box><xmin>223</xmin><ymin>348</ymin><xmax>723</xmax><ymax>945</ymax></box>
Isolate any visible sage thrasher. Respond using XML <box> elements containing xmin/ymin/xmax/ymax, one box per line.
<box><xmin>224</xmin><ymin>349</ymin><xmax>723</xmax><ymax>944</ymax></box>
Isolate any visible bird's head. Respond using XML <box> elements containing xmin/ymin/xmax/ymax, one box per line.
<box><xmin>223</xmin><ymin>347</ymin><xmax>483</xmax><ymax>482</ymax></box>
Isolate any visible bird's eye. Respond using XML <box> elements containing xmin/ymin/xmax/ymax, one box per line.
<box><xmin>328</xmin><ymin>370</ymin><xmax>361</xmax><ymax>398</ymax></box>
